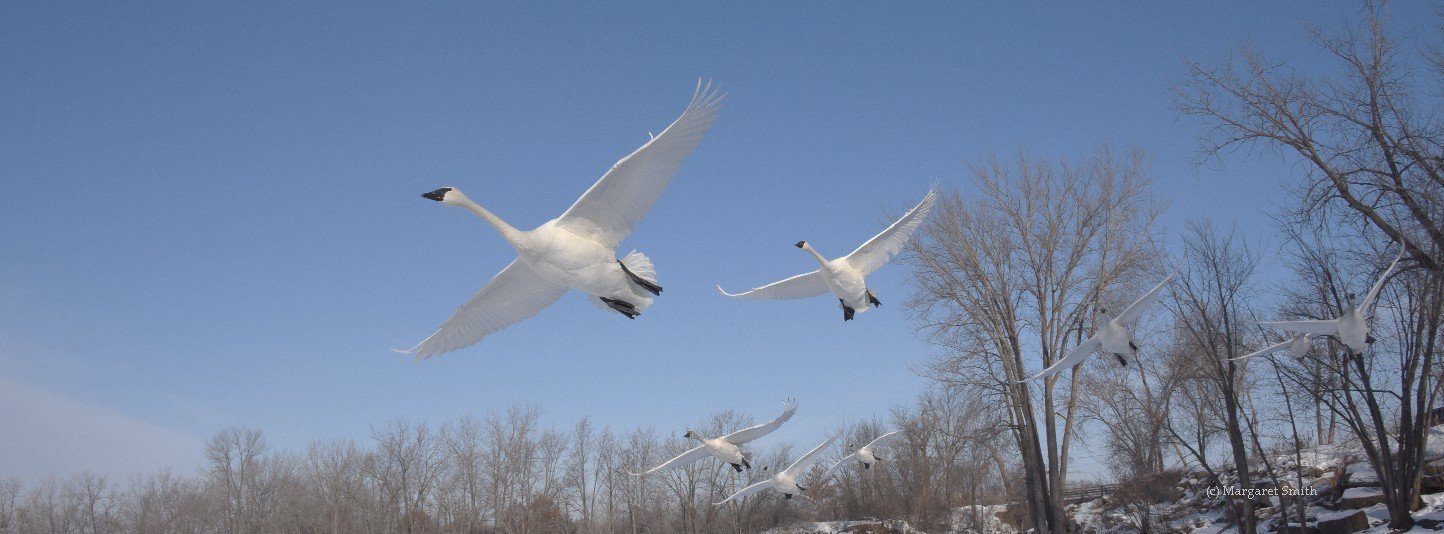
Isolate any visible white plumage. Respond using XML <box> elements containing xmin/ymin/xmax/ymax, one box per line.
<box><xmin>821</xmin><ymin>430</ymin><xmax>904</xmax><ymax>480</ymax></box>
<box><xmin>718</xmin><ymin>186</ymin><xmax>937</xmax><ymax>321</ymax></box>
<box><xmin>632</xmin><ymin>399</ymin><xmax>798</xmax><ymax>476</ymax></box>
<box><xmin>1256</xmin><ymin>246</ymin><xmax>1403</xmax><ymax>353</ymax></box>
<box><xmin>1024</xmin><ymin>273</ymin><xmax>1173</xmax><ymax>382</ymax></box>
<box><xmin>399</xmin><ymin>81</ymin><xmax>724</xmax><ymax>359</ymax></box>
<box><xmin>716</xmin><ymin>435</ymin><xmax>838</xmax><ymax>504</ymax></box>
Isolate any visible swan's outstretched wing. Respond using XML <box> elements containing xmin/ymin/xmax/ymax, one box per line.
<box><xmin>715</xmin><ymin>479</ymin><xmax>773</xmax><ymax>505</ymax></box>
<box><xmin>782</xmin><ymin>435</ymin><xmax>839</xmax><ymax>477</ymax></box>
<box><xmin>820</xmin><ymin>453</ymin><xmax>858</xmax><ymax>481</ymax></box>
<box><xmin>842</xmin><ymin>187</ymin><xmax>938</xmax><ymax>276</ymax></box>
<box><xmin>1023</xmin><ymin>336</ymin><xmax>1101</xmax><ymax>382</ymax></box>
<box><xmin>1361</xmin><ymin>246</ymin><xmax>1404</xmax><ymax>318</ymax></box>
<box><xmin>399</xmin><ymin>260</ymin><xmax>568</xmax><ymax>359</ymax></box>
<box><xmin>630</xmin><ymin>445</ymin><xmax>710</xmax><ymax>476</ymax></box>
<box><xmin>1115</xmin><ymin>273</ymin><xmax>1173</xmax><ymax>325</ymax></box>
<box><xmin>723</xmin><ymin>399</ymin><xmax>799</xmax><ymax>444</ymax></box>
<box><xmin>557</xmin><ymin>81</ymin><xmax>724</xmax><ymax>248</ymax></box>
<box><xmin>1257</xmin><ymin>319</ymin><xmax>1341</xmax><ymax>337</ymax></box>
<box><xmin>716</xmin><ymin>271</ymin><xmax>829</xmax><ymax>300</ymax></box>
<box><xmin>1230</xmin><ymin>338</ymin><xmax>1293</xmax><ymax>361</ymax></box>
<box><xmin>863</xmin><ymin>430</ymin><xmax>904</xmax><ymax>450</ymax></box>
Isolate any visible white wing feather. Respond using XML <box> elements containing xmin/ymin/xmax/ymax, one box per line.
<box><xmin>842</xmin><ymin>186</ymin><xmax>938</xmax><ymax>275</ymax></box>
<box><xmin>863</xmin><ymin>430</ymin><xmax>904</xmax><ymax>449</ymax></box>
<box><xmin>1256</xmin><ymin>319</ymin><xmax>1341</xmax><ymax>337</ymax></box>
<box><xmin>782</xmin><ymin>435</ymin><xmax>839</xmax><ymax>477</ymax></box>
<box><xmin>715</xmin><ymin>479</ymin><xmax>773</xmax><ymax>506</ymax></box>
<box><xmin>556</xmin><ymin>81</ymin><xmax>724</xmax><ymax>248</ymax></box>
<box><xmin>1024</xmin><ymin>336</ymin><xmax>1102</xmax><ymax>382</ymax></box>
<box><xmin>820</xmin><ymin>453</ymin><xmax>858</xmax><ymax>481</ymax></box>
<box><xmin>399</xmin><ymin>260</ymin><xmax>568</xmax><ymax>359</ymax></box>
<box><xmin>716</xmin><ymin>271</ymin><xmax>829</xmax><ymax>300</ymax></box>
<box><xmin>630</xmin><ymin>445</ymin><xmax>711</xmax><ymax>476</ymax></box>
<box><xmin>1360</xmin><ymin>246</ymin><xmax>1404</xmax><ymax>317</ymax></box>
<box><xmin>723</xmin><ymin>399</ymin><xmax>798</xmax><ymax>444</ymax></box>
<box><xmin>1115</xmin><ymin>273</ymin><xmax>1173</xmax><ymax>326</ymax></box>
<box><xmin>1229</xmin><ymin>338</ymin><xmax>1293</xmax><ymax>361</ymax></box>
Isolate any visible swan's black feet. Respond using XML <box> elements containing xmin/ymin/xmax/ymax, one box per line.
<box><xmin>867</xmin><ymin>290</ymin><xmax>881</xmax><ymax>307</ymax></box>
<box><xmin>618</xmin><ymin>260</ymin><xmax>662</xmax><ymax>295</ymax></box>
<box><xmin>742</xmin><ymin>458</ymin><xmax>752</xmax><ymax>470</ymax></box>
<box><xmin>840</xmin><ymin>299</ymin><xmax>855</xmax><ymax>321</ymax></box>
<box><xmin>599</xmin><ymin>297</ymin><xmax>640</xmax><ymax>319</ymax></box>
<box><xmin>1114</xmin><ymin>353</ymin><xmax>1128</xmax><ymax>366</ymax></box>
<box><xmin>863</xmin><ymin>463</ymin><xmax>871</xmax><ymax>469</ymax></box>
<box><xmin>1366</xmin><ymin>335</ymin><xmax>1377</xmax><ymax>344</ymax></box>
<box><xmin>730</xmin><ymin>463</ymin><xmax>743</xmax><ymax>473</ymax></box>
<box><xmin>784</xmin><ymin>493</ymin><xmax>793</xmax><ymax>500</ymax></box>
<box><xmin>1129</xmin><ymin>341</ymin><xmax>1139</xmax><ymax>352</ymax></box>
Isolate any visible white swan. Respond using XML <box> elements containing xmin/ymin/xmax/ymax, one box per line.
<box><xmin>398</xmin><ymin>81</ymin><xmax>724</xmax><ymax>359</ymax></box>
<box><xmin>1024</xmin><ymin>273</ymin><xmax>1174</xmax><ymax>382</ymax></box>
<box><xmin>632</xmin><ymin>399</ymin><xmax>797</xmax><ymax>475</ymax></box>
<box><xmin>1256</xmin><ymin>246</ymin><xmax>1404</xmax><ymax>353</ymax></box>
<box><xmin>715</xmin><ymin>434</ymin><xmax>838</xmax><ymax>504</ymax></box>
<box><xmin>718</xmin><ymin>186</ymin><xmax>937</xmax><ymax>321</ymax></box>
<box><xmin>821</xmin><ymin>430</ymin><xmax>903</xmax><ymax>479</ymax></box>
<box><xmin>1230</xmin><ymin>333</ymin><xmax>1313</xmax><ymax>361</ymax></box>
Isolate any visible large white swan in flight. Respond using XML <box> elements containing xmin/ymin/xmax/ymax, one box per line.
<box><xmin>718</xmin><ymin>186</ymin><xmax>937</xmax><ymax>321</ymax></box>
<box><xmin>1257</xmin><ymin>246</ymin><xmax>1404</xmax><ymax>353</ymax></box>
<box><xmin>821</xmin><ymin>430</ymin><xmax>904</xmax><ymax>479</ymax></box>
<box><xmin>1024</xmin><ymin>273</ymin><xmax>1173</xmax><ymax>382</ymax></box>
<box><xmin>632</xmin><ymin>399</ymin><xmax>798</xmax><ymax>475</ymax></box>
<box><xmin>716</xmin><ymin>435</ymin><xmax>838</xmax><ymax>504</ymax></box>
<box><xmin>399</xmin><ymin>81</ymin><xmax>724</xmax><ymax>358</ymax></box>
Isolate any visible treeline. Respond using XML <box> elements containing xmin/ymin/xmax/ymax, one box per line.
<box><xmin>899</xmin><ymin>5</ymin><xmax>1444</xmax><ymax>533</ymax></box>
<box><xmin>0</xmin><ymin>390</ymin><xmax>1011</xmax><ymax>534</ymax></box>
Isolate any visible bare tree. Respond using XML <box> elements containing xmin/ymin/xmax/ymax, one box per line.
<box><xmin>906</xmin><ymin>148</ymin><xmax>1161</xmax><ymax>533</ymax></box>
<box><xmin>1178</xmin><ymin>2</ymin><xmax>1444</xmax><ymax>272</ymax></box>
<box><xmin>1164</xmin><ymin>220</ymin><xmax>1263</xmax><ymax>533</ymax></box>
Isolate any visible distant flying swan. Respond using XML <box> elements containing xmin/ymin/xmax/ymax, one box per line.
<box><xmin>718</xmin><ymin>187</ymin><xmax>937</xmax><ymax>321</ymax></box>
<box><xmin>632</xmin><ymin>399</ymin><xmax>798</xmax><ymax>475</ymax></box>
<box><xmin>397</xmin><ymin>81</ymin><xmax>723</xmax><ymax>359</ymax></box>
<box><xmin>821</xmin><ymin>430</ymin><xmax>903</xmax><ymax>479</ymax></box>
<box><xmin>1024</xmin><ymin>273</ymin><xmax>1174</xmax><ymax>382</ymax></box>
<box><xmin>1256</xmin><ymin>246</ymin><xmax>1404</xmax><ymax>353</ymax></box>
<box><xmin>716</xmin><ymin>435</ymin><xmax>838</xmax><ymax>503</ymax></box>
<box><xmin>1230</xmin><ymin>333</ymin><xmax>1313</xmax><ymax>361</ymax></box>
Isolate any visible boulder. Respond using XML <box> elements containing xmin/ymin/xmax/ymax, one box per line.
<box><xmin>1337</xmin><ymin>487</ymin><xmax>1385</xmax><ymax>509</ymax></box>
<box><xmin>1316</xmin><ymin>510</ymin><xmax>1368</xmax><ymax>534</ymax></box>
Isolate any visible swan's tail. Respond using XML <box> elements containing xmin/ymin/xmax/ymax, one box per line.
<box><xmin>620</xmin><ymin>250</ymin><xmax>658</xmax><ymax>287</ymax></box>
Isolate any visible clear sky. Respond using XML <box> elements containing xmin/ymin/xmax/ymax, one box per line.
<box><xmin>2</xmin><ymin>2</ymin><xmax>1437</xmax><ymax>483</ymax></box>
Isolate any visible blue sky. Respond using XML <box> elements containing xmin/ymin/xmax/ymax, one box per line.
<box><xmin>2</xmin><ymin>2</ymin><xmax>1436</xmax><ymax>482</ymax></box>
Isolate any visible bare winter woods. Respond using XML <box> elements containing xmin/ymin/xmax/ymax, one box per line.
<box><xmin>0</xmin><ymin>397</ymin><xmax>1010</xmax><ymax>533</ymax></box>
<box><xmin>4</xmin><ymin>4</ymin><xmax>1442</xmax><ymax>534</ymax></box>
<box><xmin>898</xmin><ymin>4</ymin><xmax>1443</xmax><ymax>533</ymax></box>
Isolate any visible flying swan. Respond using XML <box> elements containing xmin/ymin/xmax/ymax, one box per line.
<box><xmin>1256</xmin><ymin>246</ymin><xmax>1404</xmax><ymax>353</ymax></box>
<box><xmin>632</xmin><ymin>399</ymin><xmax>798</xmax><ymax>475</ymax></box>
<box><xmin>716</xmin><ymin>435</ymin><xmax>838</xmax><ymax>504</ymax></box>
<box><xmin>1024</xmin><ymin>273</ymin><xmax>1174</xmax><ymax>382</ymax></box>
<box><xmin>398</xmin><ymin>81</ymin><xmax>724</xmax><ymax>359</ymax></box>
<box><xmin>718</xmin><ymin>186</ymin><xmax>937</xmax><ymax>321</ymax></box>
<box><xmin>821</xmin><ymin>430</ymin><xmax>903</xmax><ymax>480</ymax></box>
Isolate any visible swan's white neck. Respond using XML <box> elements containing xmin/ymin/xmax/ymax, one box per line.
<box><xmin>455</xmin><ymin>195</ymin><xmax>524</xmax><ymax>248</ymax></box>
<box><xmin>800</xmin><ymin>244</ymin><xmax>829</xmax><ymax>267</ymax></box>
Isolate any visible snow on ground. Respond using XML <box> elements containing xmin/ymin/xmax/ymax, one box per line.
<box><xmin>771</xmin><ymin>434</ymin><xmax>1444</xmax><ymax>532</ymax></box>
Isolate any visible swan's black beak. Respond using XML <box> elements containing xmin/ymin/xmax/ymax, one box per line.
<box><xmin>794</xmin><ymin>241</ymin><xmax>806</xmax><ymax>249</ymax></box>
<box><xmin>422</xmin><ymin>188</ymin><xmax>452</xmax><ymax>202</ymax></box>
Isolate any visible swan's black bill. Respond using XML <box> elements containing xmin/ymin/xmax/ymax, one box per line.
<box><xmin>794</xmin><ymin>241</ymin><xmax>807</xmax><ymax>248</ymax></box>
<box><xmin>422</xmin><ymin>188</ymin><xmax>452</xmax><ymax>201</ymax></box>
